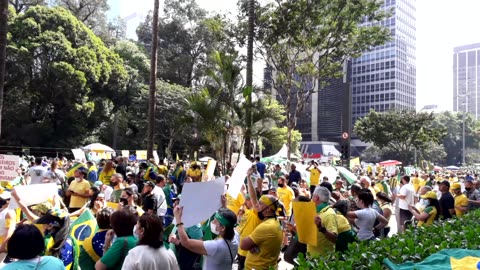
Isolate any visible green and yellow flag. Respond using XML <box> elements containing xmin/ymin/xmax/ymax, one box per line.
<box><xmin>70</xmin><ymin>210</ymin><xmax>99</xmax><ymax>270</ymax></box>
<box><xmin>384</xmin><ymin>249</ymin><xmax>480</xmax><ymax>270</ymax></box>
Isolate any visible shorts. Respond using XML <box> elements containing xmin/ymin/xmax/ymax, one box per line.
<box><xmin>399</xmin><ymin>209</ymin><xmax>413</xmax><ymax>227</ymax></box>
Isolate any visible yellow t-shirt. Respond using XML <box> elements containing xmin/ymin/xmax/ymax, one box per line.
<box><xmin>99</xmin><ymin>169</ymin><xmax>114</xmax><ymax>185</ymax></box>
<box><xmin>237</xmin><ymin>208</ymin><xmax>262</xmax><ymax>257</ymax></box>
<box><xmin>417</xmin><ymin>206</ymin><xmax>437</xmax><ymax>227</ymax></box>
<box><xmin>412</xmin><ymin>177</ymin><xmax>421</xmax><ymax>193</ymax></box>
<box><xmin>226</xmin><ymin>193</ymin><xmax>245</xmax><ymax>215</ymax></box>
<box><xmin>308</xmin><ymin>168</ymin><xmax>321</xmax><ymax>186</ymax></box>
<box><xmin>307</xmin><ymin>206</ymin><xmax>337</xmax><ymax>256</ymax></box>
<box><xmin>336</xmin><ymin>213</ymin><xmax>351</xmax><ymax>234</ymax></box>
<box><xmin>245</xmin><ymin>218</ymin><xmax>283</xmax><ymax>270</ymax></box>
<box><xmin>69</xmin><ymin>180</ymin><xmax>91</xmax><ymax>208</ymax></box>
<box><xmin>276</xmin><ymin>186</ymin><xmax>294</xmax><ymax>216</ymax></box>
<box><xmin>158</xmin><ymin>165</ymin><xmax>168</xmax><ymax>176</ymax></box>
<box><xmin>454</xmin><ymin>194</ymin><xmax>468</xmax><ymax>217</ymax></box>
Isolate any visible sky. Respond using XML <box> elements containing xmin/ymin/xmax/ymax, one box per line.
<box><xmin>108</xmin><ymin>0</ymin><xmax>480</xmax><ymax>112</ymax></box>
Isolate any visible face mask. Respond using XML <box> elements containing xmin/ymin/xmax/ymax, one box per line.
<box><xmin>465</xmin><ymin>187</ymin><xmax>472</xmax><ymax>191</ymax></box>
<box><xmin>210</xmin><ymin>222</ymin><xmax>220</xmax><ymax>235</ymax></box>
<box><xmin>257</xmin><ymin>210</ymin><xmax>265</xmax><ymax>220</ymax></box>
<box><xmin>278</xmin><ymin>183</ymin><xmax>284</xmax><ymax>188</ymax></box>
<box><xmin>120</xmin><ymin>197</ymin><xmax>128</xmax><ymax>205</ymax></box>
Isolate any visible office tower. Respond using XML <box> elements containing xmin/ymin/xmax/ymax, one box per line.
<box><xmin>351</xmin><ymin>0</ymin><xmax>416</xmax><ymax>124</ymax></box>
<box><xmin>453</xmin><ymin>43</ymin><xmax>480</xmax><ymax>120</ymax></box>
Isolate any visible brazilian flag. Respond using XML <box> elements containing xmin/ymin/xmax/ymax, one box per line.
<box><xmin>384</xmin><ymin>249</ymin><xmax>480</xmax><ymax>270</ymax></box>
<box><xmin>66</xmin><ymin>162</ymin><xmax>86</xmax><ymax>178</ymax></box>
<box><xmin>70</xmin><ymin>210</ymin><xmax>99</xmax><ymax>270</ymax></box>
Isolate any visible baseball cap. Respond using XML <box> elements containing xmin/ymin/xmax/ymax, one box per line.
<box><xmin>439</xmin><ymin>180</ymin><xmax>450</xmax><ymax>188</ymax></box>
<box><xmin>94</xmin><ymin>181</ymin><xmax>103</xmax><ymax>187</ymax></box>
<box><xmin>35</xmin><ymin>209</ymin><xmax>68</xmax><ymax>225</ymax></box>
<box><xmin>451</xmin><ymin>182</ymin><xmax>461</xmax><ymax>190</ymax></box>
<box><xmin>421</xmin><ymin>191</ymin><xmax>437</xmax><ymax>200</ymax></box>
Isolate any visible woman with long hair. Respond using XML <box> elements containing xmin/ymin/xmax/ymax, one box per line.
<box><xmin>376</xmin><ymin>192</ymin><xmax>393</xmax><ymax>237</ymax></box>
<box><xmin>122</xmin><ymin>214</ymin><xmax>178</xmax><ymax>270</ymax></box>
<box><xmin>408</xmin><ymin>191</ymin><xmax>439</xmax><ymax>227</ymax></box>
<box><xmin>99</xmin><ymin>161</ymin><xmax>115</xmax><ymax>186</ymax></box>
<box><xmin>174</xmin><ymin>207</ymin><xmax>238</xmax><ymax>270</ymax></box>
<box><xmin>2</xmin><ymin>224</ymin><xmax>64</xmax><ymax>270</ymax></box>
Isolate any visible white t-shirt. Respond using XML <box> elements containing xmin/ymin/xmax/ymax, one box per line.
<box><xmin>152</xmin><ymin>186</ymin><xmax>167</xmax><ymax>216</ymax></box>
<box><xmin>203</xmin><ymin>234</ymin><xmax>239</xmax><ymax>270</ymax></box>
<box><xmin>121</xmin><ymin>245</ymin><xmax>178</xmax><ymax>270</ymax></box>
<box><xmin>44</xmin><ymin>169</ymin><xmax>66</xmax><ymax>184</ymax></box>
<box><xmin>399</xmin><ymin>183</ymin><xmax>415</xmax><ymax>210</ymax></box>
<box><xmin>28</xmin><ymin>165</ymin><xmax>48</xmax><ymax>185</ymax></box>
<box><xmin>354</xmin><ymin>208</ymin><xmax>379</xmax><ymax>241</ymax></box>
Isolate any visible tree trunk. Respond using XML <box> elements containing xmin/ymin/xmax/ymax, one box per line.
<box><xmin>0</xmin><ymin>0</ymin><xmax>8</xmax><ymax>140</ymax></box>
<box><xmin>244</xmin><ymin>0</ymin><xmax>255</xmax><ymax>159</ymax></box>
<box><xmin>112</xmin><ymin>111</ymin><xmax>119</xmax><ymax>149</ymax></box>
<box><xmin>147</xmin><ymin>0</ymin><xmax>160</xmax><ymax>159</ymax></box>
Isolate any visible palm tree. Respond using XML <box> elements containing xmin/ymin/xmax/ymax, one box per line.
<box><xmin>244</xmin><ymin>0</ymin><xmax>255</xmax><ymax>158</ymax></box>
<box><xmin>147</xmin><ymin>0</ymin><xmax>160</xmax><ymax>159</ymax></box>
<box><xmin>0</xmin><ymin>0</ymin><xmax>8</xmax><ymax>139</ymax></box>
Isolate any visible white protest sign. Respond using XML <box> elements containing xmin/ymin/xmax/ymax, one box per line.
<box><xmin>71</xmin><ymin>149</ymin><xmax>86</xmax><ymax>161</ymax></box>
<box><xmin>179</xmin><ymin>177</ymin><xmax>225</xmax><ymax>228</ymax></box>
<box><xmin>9</xmin><ymin>183</ymin><xmax>58</xmax><ymax>210</ymax></box>
<box><xmin>0</xmin><ymin>154</ymin><xmax>20</xmax><ymax>181</ymax></box>
<box><xmin>227</xmin><ymin>157</ymin><xmax>252</xmax><ymax>199</ymax></box>
<box><xmin>203</xmin><ymin>159</ymin><xmax>217</xmax><ymax>181</ymax></box>
<box><xmin>153</xmin><ymin>151</ymin><xmax>160</xmax><ymax>164</ymax></box>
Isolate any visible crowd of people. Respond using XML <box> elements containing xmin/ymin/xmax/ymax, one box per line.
<box><xmin>0</xmin><ymin>154</ymin><xmax>478</xmax><ymax>270</ymax></box>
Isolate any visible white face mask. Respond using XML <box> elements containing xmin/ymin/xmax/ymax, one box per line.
<box><xmin>210</xmin><ymin>222</ymin><xmax>220</xmax><ymax>235</ymax></box>
<box><xmin>133</xmin><ymin>225</ymin><xmax>140</xmax><ymax>240</ymax></box>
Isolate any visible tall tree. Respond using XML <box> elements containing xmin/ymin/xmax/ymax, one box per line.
<box><xmin>147</xmin><ymin>0</ymin><xmax>160</xmax><ymax>159</ymax></box>
<box><xmin>9</xmin><ymin>0</ymin><xmax>45</xmax><ymax>13</ymax></box>
<box><xmin>254</xmin><ymin>0</ymin><xmax>391</xmax><ymax>159</ymax></box>
<box><xmin>3</xmin><ymin>6</ymin><xmax>128</xmax><ymax>147</ymax></box>
<box><xmin>0</xmin><ymin>0</ymin><xmax>7</xmax><ymax>140</ymax></box>
<box><xmin>55</xmin><ymin>0</ymin><xmax>109</xmax><ymax>33</ymax></box>
<box><xmin>354</xmin><ymin>110</ymin><xmax>446</xmax><ymax>164</ymax></box>
<box><xmin>243</xmin><ymin>0</ymin><xmax>254</xmax><ymax>158</ymax></box>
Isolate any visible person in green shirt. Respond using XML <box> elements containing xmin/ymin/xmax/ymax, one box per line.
<box><xmin>95</xmin><ymin>207</ymin><xmax>138</xmax><ymax>270</ymax></box>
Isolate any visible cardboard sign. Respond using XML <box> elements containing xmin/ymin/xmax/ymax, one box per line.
<box><xmin>121</xmin><ymin>150</ymin><xmax>129</xmax><ymax>158</ymax></box>
<box><xmin>0</xmin><ymin>154</ymin><xmax>20</xmax><ymax>181</ymax></box>
<box><xmin>9</xmin><ymin>183</ymin><xmax>58</xmax><ymax>209</ymax></box>
<box><xmin>204</xmin><ymin>159</ymin><xmax>217</xmax><ymax>181</ymax></box>
<box><xmin>136</xmin><ymin>150</ymin><xmax>147</xmax><ymax>160</ymax></box>
<box><xmin>72</xmin><ymin>149</ymin><xmax>86</xmax><ymax>161</ymax></box>
<box><xmin>227</xmin><ymin>157</ymin><xmax>252</xmax><ymax>199</ymax></box>
<box><xmin>293</xmin><ymin>201</ymin><xmax>317</xmax><ymax>246</ymax></box>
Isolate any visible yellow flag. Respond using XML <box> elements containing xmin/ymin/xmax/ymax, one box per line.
<box><xmin>350</xmin><ymin>157</ymin><xmax>360</xmax><ymax>169</ymax></box>
<box><xmin>176</xmin><ymin>153</ymin><xmax>180</xmax><ymax>161</ymax></box>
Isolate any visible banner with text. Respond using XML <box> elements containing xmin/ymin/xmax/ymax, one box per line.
<box><xmin>0</xmin><ymin>154</ymin><xmax>20</xmax><ymax>181</ymax></box>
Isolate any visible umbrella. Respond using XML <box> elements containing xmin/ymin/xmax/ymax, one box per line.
<box><xmin>433</xmin><ymin>166</ymin><xmax>443</xmax><ymax>172</ymax></box>
<box><xmin>379</xmin><ymin>160</ymin><xmax>402</xmax><ymax>167</ymax></box>
<box><xmin>445</xmin><ymin>165</ymin><xmax>459</xmax><ymax>171</ymax></box>
<box><xmin>83</xmin><ymin>143</ymin><xmax>114</xmax><ymax>153</ymax></box>
<box><xmin>335</xmin><ymin>166</ymin><xmax>357</xmax><ymax>184</ymax></box>
<box><xmin>199</xmin><ymin>156</ymin><xmax>214</xmax><ymax>162</ymax></box>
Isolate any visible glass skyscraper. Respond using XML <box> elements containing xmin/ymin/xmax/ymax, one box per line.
<box><xmin>453</xmin><ymin>43</ymin><xmax>480</xmax><ymax>120</ymax></box>
<box><xmin>351</xmin><ymin>0</ymin><xmax>416</xmax><ymax>124</ymax></box>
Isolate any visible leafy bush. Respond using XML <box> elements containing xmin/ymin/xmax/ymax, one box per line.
<box><xmin>295</xmin><ymin>209</ymin><xmax>480</xmax><ymax>270</ymax></box>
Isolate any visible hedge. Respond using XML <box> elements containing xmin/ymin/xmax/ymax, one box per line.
<box><xmin>295</xmin><ymin>209</ymin><xmax>480</xmax><ymax>270</ymax></box>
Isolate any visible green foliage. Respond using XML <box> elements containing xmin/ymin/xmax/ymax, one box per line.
<box><xmin>243</xmin><ymin>0</ymin><xmax>391</xmax><ymax>158</ymax></box>
<box><xmin>354</xmin><ymin>110</ymin><xmax>446</xmax><ymax>164</ymax></box>
<box><xmin>296</xmin><ymin>209</ymin><xmax>480</xmax><ymax>270</ymax></box>
<box><xmin>2</xmin><ymin>6</ymin><xmax>128</xmax><ymax>147</ymax></box>
<box><xmin>431</xmin><ymin>111</ymin><xmax>480</xmax><ymax>165</ymax></box>
<box><xmin>267</xmin><ymin>127</ymin><xmax>302</xmax><ymax>155</ymax></box>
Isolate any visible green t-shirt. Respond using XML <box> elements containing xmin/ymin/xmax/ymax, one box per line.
<box><xmin>109</xmin><ymin>189</ymin><xmax>123</xmax><ymax>203</ymax></box>
<box><xmin>100</xmin><ymin>236</ymin><xmax>137</xmax><ymax>270</ymax></box>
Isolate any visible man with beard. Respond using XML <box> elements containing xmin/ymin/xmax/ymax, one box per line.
<box><xmin>108</xmin><ymin>173</ymin><xmax>125</xmax><ymax>204</ymax></box>
<box><xmin>142</xmin><ymin>181</ymin><xmax>158</xmax><ymax>215</ymax></box>
<box><xmin>464</xmin><ymin>179</ymin><xmax>480</xmax><ymax>210</ymax></box>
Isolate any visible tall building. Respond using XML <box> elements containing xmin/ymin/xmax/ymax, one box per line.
<box><xmin>351</xmin><ymin>0</ymin><xmax>416</xmax><ymax>124</ymax></box>
<box><xmin>453</xmin><ymin>43</ymin><xmax>480</xmax><ymax>120</ymax></box>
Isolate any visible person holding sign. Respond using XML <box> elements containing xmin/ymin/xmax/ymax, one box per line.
<box><xmin>240</xmin><ymin>168</ymin><xmax>283</xmax><ymax>270</ymax></box>
<box><xmin>174</xmin><ymin>206</ymin><xmax>239</xmax><ymax>270</ymax></box>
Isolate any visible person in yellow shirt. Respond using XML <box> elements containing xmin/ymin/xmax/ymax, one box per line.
<box><xmin>236</xmin><ymin>193</ymin><xmax>261</xmax><ymax>270</ymax></box>
<box><xmin>226</xmin><ymin>189</ymin><xmax>245</xmax><ymax>215</ymax></box>
<box><xmin>408</xmin><ymin>191</ymin><xmax>439</xmax><ymax>226</ymax></box>
<box><xmin>451</xmin><ymin>183</ymin><xmax>468</xmax><ymax>217</ymax></box>
<box><xmin>412</xmin><ymin>174</ymin><xmax>421</xmax><ymax>193</ymax></box>
<box><xmin>241</xmin><ymin>169</ymin><xmax>282</xmax><ymax>270</ymax></box>
<box><xmin>310</xmin><ymin>186</ymin><xmax>338</xmax><ymax>256</ymax></box>
<box><xmin>187</xmin><ymin>162</ymin><xmax>202</xmax><ymax>182</ymax></box>
<box><xmin>276</xmin><ymin>177</ymin><xmax>295</xmax><ymax>217</ymax></box>
<box><xmin>306</xmin><ymin>161</ymin><xmax>321</xmax><ymax>194</ymax></box>
<box><xmin>157</xmin><ymin>160</ymin><xmax>169</xmax><ymax>177</ymax></box>
<box><xmin>67</xmin><ymin>168</ymin><xmax>91</xmax><ymax>213</ymax></box>
<box><xmin>449</xmin><ymin>173</ymin><xmax>458</xmax><ymax>182</ymax></box>
<box><xmin>98</xmin><ymin>161</ymin><xmax>115</xmax><ymax>186</ymax></box>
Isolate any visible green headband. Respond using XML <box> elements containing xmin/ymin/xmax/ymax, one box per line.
<box><xmin>214</xmin><ymin>212</ymin><xmax>236</xmax><ymax>228</ymax></box>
